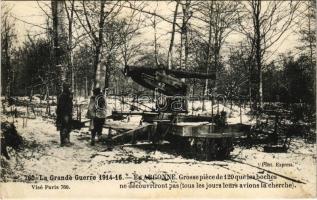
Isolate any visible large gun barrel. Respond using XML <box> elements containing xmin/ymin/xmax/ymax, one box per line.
<box><xmin>124</xmin><ymin>65</ymin><xmax>216</xmax><ymax>96</ymax></box>
<box><xmin>125</xmin><ymin>65</ymin><xmax>216</xmax><ymax>80</ymax></box>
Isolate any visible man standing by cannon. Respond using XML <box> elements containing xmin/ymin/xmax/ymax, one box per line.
<box><xmin>56</xmin><ymin>84</ymin><xmax>73</xmax><ymax>147</ymax></box>
<box><xmin>87</xmin><ymin>88</ymin><xmax>107</xmax><ymax>146</ymax></box>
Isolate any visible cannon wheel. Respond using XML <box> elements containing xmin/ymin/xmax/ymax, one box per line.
<box><xmin>166</xmin><ymin>135</ymin><xmax>234</xmax><ymax>161</ymax></box>
<box><xmin>191</xmin><ymin>138</ymin><xmax>233</xmax><ymax>161</ymax></box>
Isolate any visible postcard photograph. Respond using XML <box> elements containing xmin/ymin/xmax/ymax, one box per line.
<box><xmin>0</xmin><ymin>0</ymin><xmax>316</xmax><ymax>198</ymax></box>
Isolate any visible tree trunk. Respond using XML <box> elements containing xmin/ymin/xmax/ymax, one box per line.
<box><xmin>259</xmin><ymin>67</ymin><xmax>263</xmax><ymax>107</ymax></box>
<box><xmin>85</xmin><ymin>76</ymin><xmax>88</xmax><ymax>98</ymax></box>
<box><xmin>180</xmin><ymin>0</ymin><xmax>190</xmax><ymax>75</ymax></box>
<box><xmin>2</xmin><ymin>21</ymin><xmax>12</xmax><ymax>98</ymax></box>
<box><xmin>203</xmin><ymin>1</ymin><xmax>214</xmax><ymax>110</ymax></box>
<box><xmin>153</xmin><ymin>15</ymin><xmax>159</xmax><ymax>68</ymax></box>
<box><xmin>167</xmin><ymin>1</ymin><xmax>179</xmax><ymax>70</ymax></box>
<box><xmin>52</xmin><ymin>0</ymin><xmax>66</xmax><ymax>95</ymax></box>
<box><xmin>104</xmin><ymin>54</ymin><xmax>112</xmax><ymax>90</ymax></box>
<box><xmin>252</xmin><ymin>0</ymin><xmax>263</xmax><ymax>108</ymax></box>
<box><xmin>93</xmin><ymin>1</ymin><xmax>106</xmax><ymax>90</ymax></box>
<box><xmin>4</xmin><ymin>32</ymin><xmax>11</xmax><ymax>99</ymax></box>
<box><xmin>64</xmin><ymin>0</ymin><xmax>75</xmax><ymax>95</ymax></box>
<box><xmin>93</xmin><ymin>44</ymin><xmax>102</xmax><ymax>88</ymax></box>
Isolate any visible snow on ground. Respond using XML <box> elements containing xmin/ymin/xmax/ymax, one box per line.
<box><xmin>5</xmin><ymin>96</ymin><xmax>253</xmax><ymax>123</ymax></box>
<box><xmin>1</xmin><ymin>97</ymin><xmax>316</xmax><ymax>197</ymax></box>
<box><xmin>1</xmin><ymin>114</ymin><xmax>316</xmax><ymax>196</ymax></box>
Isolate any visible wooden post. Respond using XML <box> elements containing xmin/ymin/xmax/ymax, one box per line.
<box><xmin>191</xmin><ymin>85</ymin><xmax>194</xmax><ymax>115</ymax></box>
<box><xmin>26</xmin><ymin>104</ymin><xmax>29</xmax><ymax>117</ymax></box>
<box><xmin>121</xmin><ymin>95</ymin><xmax>124</xmax><ymax>113</ymax></box>
<box><xmin>30</xmin><ymin>88</ymin><xmax>33</xmax><ymax>102</ymax></box>
<box><xmin>31</xmin><ymin>104</ymin><xmax>36</xmax><ymax>117</ymax></box>
<box><xmin>217</xmin><ymin>98</ymin><xmax>219</xmax><ymax>115</ymax></box>
<box><xmin>76</xmin><ymin>104</ymin><xmax>79</xmax><ymax>120</ymax></box>
<box><xmin>23</xmin><ymin>116</ymin><xmax>28</xmax><ymax>128</ymax></box>
<box><xmin>14</xmin><ymin>107</ymin><xmax>17</xmax><ymax>118</ymax></box>
<box><xmin>85</xmin><ymin>76</ymin><xmax>88</xmax><ymax>98</ymax></box>
<box><xmin>273</xmin><ymin>114</ymin><xmax>279</xmax><ymax>145</ymax></box>
<box><xmin>240</xmin><ymin>100</ymin><xmax>242</xmax><ymax>124</ymax></box>
<box><xmin>211</xmin><ymin>96</ymin><xmax>214</xmax><ymax>117</ymax></box>
<box><xmin>79</xmin><ymin>104</ymin><xmax>81</xmax><ymax>122</ymax></box>
<box><xmin>11</xmin><ymin>106</ymin><xmax>14</xmax><ymax>122</ymax></box>
<box><xmin>48</xmin><ymin>103</ymin><xmax>51</xmax><ymax>116</ymax></box>
<box><xmin>108</xmin><ymin>127</ymin><xmax>112</xmax><ymax>138</ymax></box>
<box><xmin>114</xmin><ymin>95</ymin><xmax>117</xmax><ymax>111</ymax></box>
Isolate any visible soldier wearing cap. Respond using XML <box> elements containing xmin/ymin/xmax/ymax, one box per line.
<box><xmin>56</xmin><ymin>84</ymin><xmax>73</xmax><ymax>146</ymax></box>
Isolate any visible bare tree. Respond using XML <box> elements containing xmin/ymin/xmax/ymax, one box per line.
<box><xmin>37</xmin><ymin>1</ymin><xmax>93</xmax><ymax>96</ymax></box>
<box><xmin>63</xmin><ymin>0</ymin><xmax>75</xmax><ymax>94</ymax></box>
<box><xmin>32</xmin><ymin>1</ymin><xmax>80</xmax><ymax>97</ymax></box>
<box><xmin>74</xmin><ymin>1</ymin><xmax>123</xmax><ymax>90</ymax></box>
<box><xmin>51</xmin><ymin>0</ymin><xmax>67</xmax><ymax>95</ymax></box>
<box><xmin>167</xmin><ymin>1</ymin><xmax>180</xmax><ymax>70</ymax></box>
<box><xmin>237</xmin><ymin>0</ymin><xmax>300</xmax><ymax>108</ymax></box>
<box><xmin>179</xmin><ymin>0</ymin><xmax>192</xmax><ymax>71</ymax></box>
<box><xmin>1</xmin><ymin>3</ymin><xmax>16</xmax><ymax>98</ymax></box>
<box><xmin>103</xmin><ymin>18</ymin><xmax>141</xmax><ymax>89</ymax></box>
<box><xmin>296</xmin><ymin>0</ymin><xmax>316</xmax><ymax>104</ymax></box>
<box><xmin>118</xmin><ymin>3</ymin><xmax>145</xmax><ymax>67</ymax></box>
<box><xmin>126</xmin><ymin>1</ymin><xmax>183</xmax><ymax>70</ymax></box>
<box><xmin>149</xmin><ymin>4</ymin><xmax>161</xmax><ymax>68</ymax></box>
<box><xmin>193</xmin><ymin>1</ymin><xmax>241</xmax><ymax>109</ymax></box>
<box><xmin>296</xmin><ymin>0</ymin><xmax>316</xmax><ymax>65</ymax></box>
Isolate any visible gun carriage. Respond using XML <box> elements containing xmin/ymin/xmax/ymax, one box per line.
<box><xmin>108</xmin><ymin>65</ymin><xmax>250</xmax><ymax>160</ymax></box>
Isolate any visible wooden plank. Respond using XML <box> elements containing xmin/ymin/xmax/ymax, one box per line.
<box><xmin>111</xmin><ymin>124</ymin><xmax>154</xmax><ymax>144</ymax></box>
<box><xmin>170</xmin><ymin>123</ymin><xmax>249</xmax><ymax>138</ymax></box>
<box><xmin>103</xmin><ymin>122</ymin><xmax>139</xmax><ymax>131</ymax></box>
<box><xmin>193</xmin><ymin>132</ymin><xmax>245</xmax><ymax>138</ymax></box>
<box><xmin>112</xmin><ymin>111</ymin><xmax>158</xmax><ymax>116</ymax></box>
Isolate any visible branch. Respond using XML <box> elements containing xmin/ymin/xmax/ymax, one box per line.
<box><xmin>263</xmin><ymin>3</ymin><xmax>300</xmax><ymax>50</ymax></box>
<box><xmin>36</xmin><ymin>1</ymin><xmax>52</xmax><ymax>19</ymax></box>
<box><xmin>123</xmin><ymin>2</ymin><xmax>181</xmax><ymax>29</ymax></box>
<box><xmin>73</xmin><ymin>4</ymin><xmax>96</xmax><ymax>45</ymax></box>
<box><xmin>82</xmin><ymin>0</ymin><xmax>97</xmax><ymax>43</ymax></box>
<box><xmin>10</xmin><ymin>14</ymin><xmax>48</xmax><ymax>30</ymax></box>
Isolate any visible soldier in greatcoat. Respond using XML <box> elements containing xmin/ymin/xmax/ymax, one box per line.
<box><xmin>56</xmin><ymin>84</ymin><xmax>73</xmax><ymax>146</ymax></box>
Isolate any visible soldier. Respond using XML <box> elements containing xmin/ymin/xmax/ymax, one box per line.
<box><xmin>56</xmin><ymin>84</ymin><xmax>73</xmax><ymax>146</ymax></box>
<box><xmin>87</xmin><ymin>88</ymin><xmax>106</xmax><ymax>146</ymax></box>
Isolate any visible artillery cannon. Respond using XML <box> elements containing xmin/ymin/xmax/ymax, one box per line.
<box><xmin>109</xmin><ymin>65</ymin><xmax>250</xmax><ymax>160</ymax></box>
